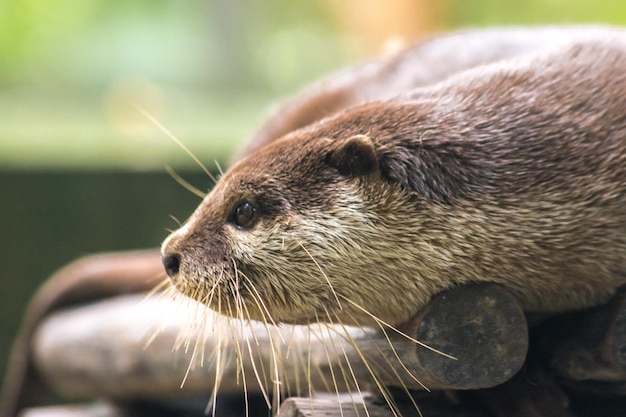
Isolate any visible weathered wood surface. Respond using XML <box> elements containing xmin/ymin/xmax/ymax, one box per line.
<box><xmin>31</xmin><ymin>283</ymin><xmax>528</xmax><ymax>404</ymax></box>
<box><xmin>278</xmin><ymin>393</ymin><xmax>395</xmax><ymax>417</ymax></box>
<box><xmin>543</xmin><ymin>286</ymin><xmax>626</xmax><ymax>382</ymax></box>
<box><xmin>20</xmin><ymin>402</ymin><xmax>121</xmax><ymax>417</ymax></box>
<box><xmin>278</xmin><ymin>392</ymin><xmax>491</xmax><ymax>417</ymax></box>
<box><xmin>345</xmin><ymin>283</ymin><xmax>528</xmax><ymax>390</ymax></box>
<box><xmin>21</xmin><ymin>396</ymin><xmax>276</xmax><ymax>417</ymax></box>
<box><xmin>33</xmin><ymin>294</ymin><xmax>321</xmax><ymax>399</ymax></box>
<box><xmin>470</xmin><ymin>365</ymin><xmax>577</xmax><ymax>417</ymax></box>
<box><xmin>21</xmin><ymin>284</ymin><xmax>626</xmax><ymax>417</ymax></box>
<box><xmin>0</xmin><ymin>250</ymin><xmax>164</xmax><ymax>417</ymax></box>
<box><xmin>463</xmin><ymin>287</ymin><xmax>626</xmax><ymax>417</ymax></box>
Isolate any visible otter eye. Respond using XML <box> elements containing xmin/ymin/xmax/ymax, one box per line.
<box><xmin>231</xmin><ymin>201</ymin><xmax>258</xmax><ymax>229</ymax></box>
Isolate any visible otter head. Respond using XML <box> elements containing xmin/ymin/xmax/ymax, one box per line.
<box><xmin>161</xmin><ymin>110</ymin><xmax>455</xmax><ymax>328</ymax></box>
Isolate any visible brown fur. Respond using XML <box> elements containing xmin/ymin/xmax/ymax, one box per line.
<box><xmin>4</xmin><ymin>26</ymin><xmax>626</xmax><ymax>417</ymax></box>
<box><xmin>163</xmin><ymin>38</ymin><xmax>626</xmax><ymax>328</ymax></box>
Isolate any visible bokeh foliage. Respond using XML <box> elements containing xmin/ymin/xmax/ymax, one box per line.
<box><xmin>1</xmin><ymin>0</ymin><xmax>625</xmax><ymax>168</ymax></box>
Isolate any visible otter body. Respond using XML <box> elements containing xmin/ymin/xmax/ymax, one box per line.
<box><xmin>162</xmin><ymin>33</ymin><xmax>626</xmax><ymax>328</ymax></box>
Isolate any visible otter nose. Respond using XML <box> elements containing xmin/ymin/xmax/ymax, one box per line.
<box><xmin>162</xmin><ymin>253</ymin><xmax>181</xmax><ymax>278</ymax></box>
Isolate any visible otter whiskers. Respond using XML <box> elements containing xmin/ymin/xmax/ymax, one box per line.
<box><xmin>320</xmin><ymin>310</ymin><xmax>375</xmax><ymax>417</ymax></box>
<box><xmin>325</xmin><ymin>305</ymin><xmax>410</xmax><ymax>417</ymax></box>
<box><xmin>292</xmin><ymin>239</ymin><xmax>452</xmax><ymax>417</ymax></box>
<box><xmin>149</xmin><ymin>205</ymin><xmax>454</xmax><ymax>417</ymax></box>
<box><xmin>233</xmin><ymin>267</ymin><xmax>273</xmax><ymax>411</ymax></box>
<box><xmin>340</xmin><ymin>295</ymin><xmax>456</xmax><ymax>360</ymax></box>
<box><xmin>335</xmin><ymin>306</ymin><xmax>426</xmax><ymax>417</ymax></box>
<box><xmin>296</xmin><ymin>238</ymin><xmax>342</xmax><ymax>309</ymax></box>
<box><xmin>164</xmin><ymin>165</ymin><xmax>207</xmax><ymax>198</ymax></box>
<box><xmin>144</xmin><ymin>277</ymin><xmax>455</xmax><ymax>417</ymax></box>
<box><xmin>133</xmin><ymin>105</ymin><xmax>218</xmax><ymax>185</ymax></box>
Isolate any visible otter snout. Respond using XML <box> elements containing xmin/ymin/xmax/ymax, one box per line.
<box><xmin>162</xmin><ymin>252</ymin><xmax>181</xmax><ymax>279</ymax></box>
<box><xmin>160</xmin><ymin>228</ymin><xmax>188</xmax><ymax>281</ymax></box>
<box><xmin>160</xmin><ymin>219</ymin><xmax>233</xmax><ymax>286</ymax></box>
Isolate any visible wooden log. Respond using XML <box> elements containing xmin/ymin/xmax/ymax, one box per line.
<box><xmin>565</xmin><ymin>388</ymin><xmax>626</xmax><ymax>417</ymax></box>
<box><xmin>469</xmin><ymin>365</ymin><xmax>577</xmax><ymax>417</ymax></box>
<box><xmin>347</xmin><ymin>283</ymin><xmax>528</xmax><ymax>391</ymax></box>
<box><xmin>31</xmin><ymin>283</ymin><xmax>528</xmax><ymax>404</ymax></box>
<box><xmin>20</xmin><ymin>402</ymin><xmax>122</xmax><ymax>417</ymax></box>
<box><xmin>20</xmin><ymin>397</ymin><xmax>271</xmax><ymax>417</ymax></box>
<box><xmin>278</xmin><ymin>393</ymin><xmax>395</xmax><ymax>417</ymax></box>
<box><xmin>541</xmin><ymin>285</ymin><xmax>626</xmax><ymax>382</ymax></box>
<box><xmin>0</xmin><ymin>249</ymin><xmax>164</xmax><ymax>417</ymax></box>
<box><xmin>32</xmin><ymin>294</ymin><xmax>332</xmax><ymax>400</ymax></box>
<box><xmin>33</xmin><ymin>294</ymin><xmax>389</xmax><ymax>400</ymax></box>
<box><xmin>278</xmin><ymin>392</ymin><xmax>491</xmax><ymax>417</ymax></box>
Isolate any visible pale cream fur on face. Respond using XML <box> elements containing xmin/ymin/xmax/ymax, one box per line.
<box><xmin>165</xmin><ymin>174</ymin><xmax>455</xmax><ymax>327</ymax></box>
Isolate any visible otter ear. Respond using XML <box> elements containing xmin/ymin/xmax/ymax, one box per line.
<box><xmin>327</xmin><ymin>135</ymin><xmax>378</xmax><ymax>177</ymax></box>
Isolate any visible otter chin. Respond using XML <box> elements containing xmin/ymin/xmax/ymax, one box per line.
<box><xmin>161</xmin><ymin>38</ymin><xmax>626</xmax><ymax>328</ymax></box>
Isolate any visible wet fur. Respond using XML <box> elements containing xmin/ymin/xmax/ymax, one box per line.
<box><xmin>163</xmin><ymin>39</ymin><xmax>626</xmax><ymax>328</ymax></box>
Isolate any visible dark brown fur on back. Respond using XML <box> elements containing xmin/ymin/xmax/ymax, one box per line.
<box><xmin>297</xmin><ymin>42</ymin><xmax>626</xmax><ymax>204</ymax></box>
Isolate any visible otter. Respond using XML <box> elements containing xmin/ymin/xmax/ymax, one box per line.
<box><xmin>4</xmin><ymin>26</ymin><xmax>626</xmax><ymax>417</ymax></box>
<box><xmin>162</xmin><ymin>37</ymin><xmax>626</xmax><ymax>328</ymax></box>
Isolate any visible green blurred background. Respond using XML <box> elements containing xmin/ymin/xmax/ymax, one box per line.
<box><xmin>2</xmin><ymin>0</ymin><xmax>626</xmax><ymax>383</ymax></box>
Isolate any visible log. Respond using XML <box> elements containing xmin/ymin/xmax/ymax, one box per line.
<box><xmin>31</xmin><ymin>283</ymin><xmax>528</xmax><ymax>404</ymax></box>
<box><xmin>542</xmin><ymin>285</ymin><xmax>626</xmax><ymax>383</ymax></box>
<box><xmin>32</xmin><ymin>294</ymin><xmax>380</xmax><ymax>400</ymax></box>
<box><xmin>0</xmin><ymin>249</ymin><xmax>164</xmax><ymax>417</ymax></box>
<box><xmin>20</xmin><ymin>402</ymin><xmax>121</xmax><ymax>417</ymax></box>
<box><xmin>278</xmin><ymin>393</ymin><xmax>394</xmax><ymax>417</ymax></box>
<box><xmin>349</xmin><ymin>284</ymin><xmax>528</xmax><ymax>390</ymax></box>
<box><xmin>20</xmin><ymin>397</ymin><xmax>269</xmax><ymax>417</ymax></box>
<box><xmin>278</xmin><ymin>392</ymin><xmax>491</xmax><ymax>417</ymax></box>
<box><xmin>469</xmin><ymin>365</ymin><xmax>577</xmax><ymax>417</ymax></box>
